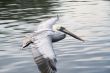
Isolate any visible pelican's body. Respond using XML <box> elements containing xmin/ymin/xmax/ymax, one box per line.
<box><xmin>22</xmin><ymin>16</ymin><xmax>84</xmax><ymax>73</ymax></box>
<box><xmin>25</xmin><ymin>17</ymin><xmax>64</xmax><ymax>73</ymax></box>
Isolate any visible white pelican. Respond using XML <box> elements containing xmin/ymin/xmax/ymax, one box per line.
<box><xmin>22</xmin><ymin>16</ymin><xmax>84</xmax><ymax>73</ymax></box>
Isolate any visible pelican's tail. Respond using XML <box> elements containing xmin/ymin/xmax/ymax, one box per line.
<box><xmin>32</xmin><ymin>48</ymin><xmax>57</xmax><ymax>73</ymax></box>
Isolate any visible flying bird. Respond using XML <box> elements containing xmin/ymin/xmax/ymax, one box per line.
<box><xmin>22</xmin><ymin>16</ymin><xmax>84</xmax><ymax>73</ymax></box>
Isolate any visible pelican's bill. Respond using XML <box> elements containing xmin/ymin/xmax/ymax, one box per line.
<box><xmin>58</xmin><ymin>27</ymin><xmax>84</xmax><ymax>42</ymax></box>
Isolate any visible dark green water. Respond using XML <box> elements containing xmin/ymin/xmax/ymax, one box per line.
<box><xmin>0</xmin><ymin>0</ymin><xmax>110</xmax><ymax>73</ymax></box>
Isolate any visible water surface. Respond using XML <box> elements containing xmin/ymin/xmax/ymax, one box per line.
<box><xmin>0</xmin><ymin>0</ymin><xmax>110</xmax><ymax>73</ymax></box>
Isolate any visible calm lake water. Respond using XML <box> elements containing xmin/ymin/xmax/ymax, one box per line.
<box><xmin>0</xmin><ymin>0</ymin><xmax>110</xmax><ymax>73</ymax></box>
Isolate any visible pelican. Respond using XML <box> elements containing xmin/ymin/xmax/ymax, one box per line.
<box><xmin>22</xmin><ymin>16</ymin><xmax>84</xmax><ymax>73</ymax></box>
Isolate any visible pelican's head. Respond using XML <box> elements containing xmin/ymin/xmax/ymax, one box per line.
<box><xmin>53</xmin><ymin>25</ymin><xmax>84</xmax><ymax>42</ymax></box>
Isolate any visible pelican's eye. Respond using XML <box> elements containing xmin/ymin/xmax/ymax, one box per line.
<box><xmin>58</xmin><ymin>27</ymin><xmax>65</xmax><ymax>31</ymax></box>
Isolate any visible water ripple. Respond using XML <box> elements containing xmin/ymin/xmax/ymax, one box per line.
<box><xmin>0</xmin><ymin>0</ymin><xmax>110</xmax><ymax>73</ymax></box>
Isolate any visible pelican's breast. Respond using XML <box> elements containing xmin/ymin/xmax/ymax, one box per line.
<box><xmin>52</xmin><ymin>31</ymin><xmax>66</xmax><ymax>42</ymax></box>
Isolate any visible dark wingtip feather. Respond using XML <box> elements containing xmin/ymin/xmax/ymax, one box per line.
<box><xmin>48</xmin><ymin>59</ymin><xmax>57</xmax><ymax>71</ymax></box>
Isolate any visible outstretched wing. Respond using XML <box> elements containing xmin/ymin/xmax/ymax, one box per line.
<box><xmin>22</xmin><ymin>16</ymin><xmax>59</xmax><ymax>73</ymax></box>
<box><xmin>31</xmin><ymin>35</ymin><xmax>57</xmax><ymax>73</ymax></box>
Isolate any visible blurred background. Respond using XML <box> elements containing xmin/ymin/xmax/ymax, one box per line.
<box><xmin>0</xmin><ymin>0</ymin><xmax>110</xmax><ymax>73</ymax></box>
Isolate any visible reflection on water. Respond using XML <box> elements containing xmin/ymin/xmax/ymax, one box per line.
<box><xmin>0</xmin><ymin>0</ymin><xmax>110</xmax><ymax>73</ymax></box>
